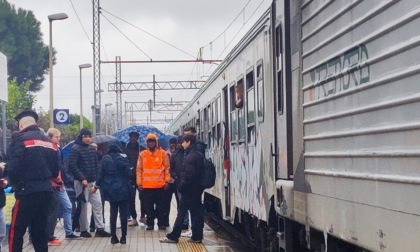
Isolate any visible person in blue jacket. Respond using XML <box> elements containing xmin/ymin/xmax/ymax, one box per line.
<box><xmin>96</xmin><ymin>139</ymin><xmax>132</xmax><ymax>245</ymax></box>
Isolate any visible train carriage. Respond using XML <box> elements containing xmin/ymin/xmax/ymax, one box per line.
<box><xmin>166</xmin><ymin>0</ymin><xmax>420</xmax><ymax>251</ymax></box>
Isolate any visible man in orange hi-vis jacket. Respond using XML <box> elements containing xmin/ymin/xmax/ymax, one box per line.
<box><xmin>136</xmin><ymin>133</ymin><xmax>171</xmax><ymax>231</ymax></box>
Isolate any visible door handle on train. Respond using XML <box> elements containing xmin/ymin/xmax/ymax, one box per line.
<box><xmin>271</xmin><ymin>143</ymin><xmax>278</xmax><ymax>157</ymax></box>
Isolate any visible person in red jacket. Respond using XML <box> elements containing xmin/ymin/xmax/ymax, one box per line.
<box><xmin>136</xmin><ymin>133</ymin><xmax>170</xmax><ymax>230</ymax></box>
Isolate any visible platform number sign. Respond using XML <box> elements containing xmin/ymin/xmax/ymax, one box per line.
<box><xmin>53</xmin><ymin>109</ymin><xmax>70</xmax><ymax>125</ymax></box>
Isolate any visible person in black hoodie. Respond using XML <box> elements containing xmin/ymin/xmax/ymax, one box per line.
<box><xmin>170</xmin><ymin>136</ymin><xmax>189</xmax><ymax>229</ymax></box>
<box><xmin>5</xmin><ymin>110</ymin><xmax>59</xmax><ymax>252</ymax></box>
<box><xmin>68</xmin><ymin>128</ymin><xmax>111</xmax><ymax>238</ymax></box>
<box><xmin>124</xmin><ymin>131</ymin><xmax>146</xmax><ymax>226</ymax></box>
<box><xmin>96</xmin><ymin>139</ymin><xmax>132</xmax><ymax>244</ymax></box>
<box><xmin>160</xmin><ymin>134</ymin><xmax>205</xmax><ymax>244</ymax></box>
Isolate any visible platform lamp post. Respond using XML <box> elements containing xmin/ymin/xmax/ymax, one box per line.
<box><xmin>48</xmin><ymin>13</ymin><xmax>68</xmax><ymax>128</ymax></box>
<box><xmin>78</xmin><ymin>63</ymin><xmax>92</xmax><ymax>129</ymax></box>
<box><xmin>105</xmin><ymin>103</ymin><xmax>112</xmax><ymax>135</ymax></box>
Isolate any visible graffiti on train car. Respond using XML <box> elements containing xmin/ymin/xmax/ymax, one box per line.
<box><xmin>230</xmin><ymin>127</ymin><xmax>273</xmax><ymax>221</ymax></box>
<box><xmin>309</xmin><ymin>44</ymin><xmax>370</xmax><ymax>100</ymax></box>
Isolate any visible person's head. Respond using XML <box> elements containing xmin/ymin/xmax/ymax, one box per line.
<box><xmin>79</xmin><ymin>128</ymin><xmax>92</xmax><ymax>145</ymax></box>
<box><xmin>15</xmin><ymin>110</ymin><xmax>38</xmax><ymax>131</ymax></box>
<box><xmin>169</xmin><ymin>137</ymin><xmax>177</xmax><ymax>153</ymax></box>
<box><xmin>129</xmin><ymin>131</ymin><xmax>139</xmax><ymax>144</ymax></box>
<box><xmin>145</xmin><ymin>133</ymin><xmax>158</xmax><ymax>151</ymax></box>
<box><xmin>108</xmin><ymin>139</ymin><xmax>123</xmax><ymax>153</ymax></box>
<box><xmin>181</xmin><ymin>134</ymin><xmax>196</xmax><ymax>150</ymax></box>
<box><xmin>47</xmin><ymin>128</ymin><xmax>61</xmax><ymax>144</ymax></box>
<box><xmin>183</xmin><ymin>126</ymin><xmax>197</xmax><ymax>136</ymax></box>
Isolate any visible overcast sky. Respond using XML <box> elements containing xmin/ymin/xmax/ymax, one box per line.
<box><xmin>7</xmin><ymin>0</ymin><xmax>271</xmax><ymax>130</ymax></box>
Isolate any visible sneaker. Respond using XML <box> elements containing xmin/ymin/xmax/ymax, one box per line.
<box><xmin>159</xmin><ymin>237</ymin><xmax>178</xmax><ymax>243</ymax></box>
<box><xmin>80</xmin><ymin>231</ymin><xmax>92</xmax><ymax>238</ymax></box>
<box><xmin>95</xmin><ymin>229</ymin><xmax>112</xmax><ymax>237</ymax></box>
<box><xmin>139</xmin><ymin>217</ymin><xmax>146</xmax><ymax>224</ymax></box>
<box><xmin>187</xmin><ymin>238</ymin><xmax>202</xmax><ymax>243</ymax></box>
<box><xmin>120</xmin><ymin>236</ymin><xmax>126</xmax><ymax>244</ymax></box>
<box><xmin>146</xmin><ymin>225</ymin><xmax>154</xmax><ymax>231</ymax></box>
<box><xmin>181</xmin><ymin>230</ymin><xmax>192</xmax><ymax>238</ymax></box>
<box><xmin>48</xmin><ymin>239</ymin><xmax>62</xmax><ymax>246</ymax></box>
<box><xmin>65</xmin><ymin>234</ymin><xmax>82</xmax><ymax>240</ymax></box>
<box><xmin>158</xmin><ymin>226</ymin><xmax>166</xmax><ymax>230</ymax></box>
<box><xmin>128</xmin><ymin>219</ymin><xmax>139</xmax><ymax>227</ymax></box>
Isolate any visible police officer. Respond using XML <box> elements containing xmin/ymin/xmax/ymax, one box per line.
<box><xmin>5</xmin><ymin>110</ymin><xmax>59</xmax><ymax>252</ymax></box>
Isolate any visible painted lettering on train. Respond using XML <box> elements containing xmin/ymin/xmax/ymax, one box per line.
<box><xmin>310</xmin><ymin>44</ymin><xmax>370</xmax><ymax>100</ymax></box>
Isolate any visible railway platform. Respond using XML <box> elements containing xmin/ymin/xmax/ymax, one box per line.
<box><xmin>1</xmin><ymin>198</ymin><xmax>238</xmax><ymax>252</ymax></box>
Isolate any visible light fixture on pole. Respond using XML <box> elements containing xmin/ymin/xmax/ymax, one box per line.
<box><xmin>105</xmin><ymin>103</ymin><xmax>112</xmax><ymax>135</ymax></box>
<box><xmin>78</xmin><ymin>63</ymin><xmax>92</xmax><ymax>129</ymax></box>
<box><xmin>48</xmin><ymin>13</ymin><xmax>68</xmax><ymax>128</ymax></box>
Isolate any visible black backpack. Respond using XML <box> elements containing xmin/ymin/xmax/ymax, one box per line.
<box><xmin>199</xmin><ymin>158</ymin><xmax>216</xmax><ymax>189</ymax></box>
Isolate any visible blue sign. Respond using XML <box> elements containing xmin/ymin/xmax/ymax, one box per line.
<box><xmin>53</xmin><ymin>109</ymin><xmax>70</xmax><ymax>125</ymax></box>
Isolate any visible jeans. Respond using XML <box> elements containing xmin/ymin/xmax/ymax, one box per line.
<box><xmin>58</xmin><ymin>189</ymin><xmax>73</xmax><ymax>235</ymax></box>
<box><xmin>0</xmin><ymin>208</ymin><xmax>5</xmax><ymax>251</ymax></box>
<box><xmin>47</xmin><ymin>190</ymin><xmax>59</xmax><ymax>239</ymax></box>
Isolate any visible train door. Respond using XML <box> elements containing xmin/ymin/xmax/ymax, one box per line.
<box><xmin>273</xmin><ymin>1</ymin><xmax>292</xmax><ymax>179</ymax></box>
<box><xmin>222</xmin><ymin>86</ymin><xmax>231</xmax><ymax>218</ymax></box>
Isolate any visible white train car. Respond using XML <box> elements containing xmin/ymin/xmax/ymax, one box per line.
<box><xmin>167</xmin><ymin>0</ymin><xmax>420</xmax><ymax>251</ymax></box>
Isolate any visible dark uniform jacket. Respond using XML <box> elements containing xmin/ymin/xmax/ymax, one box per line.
<box><xmin>96</xmin><ymin>140</ymin><xmax>132</xmax><ymax>202</ymax></box>
<box><xmin>177</xmin><ymin>144</ymin><xmax>204</xmax><ymax>194</ymax></box>
<box><xmin>5</xmin><ymin>125</ymin><xmax>59</xmax><ymax>197</ymax></box>
<box><xmin>169</xmin><ymin>147</ymin><xmax>184</xmax><ymax>186</ymax></box>
<box><xmin>68</xmin><ymin>136</ymin><xmax>98</xmax><ymax>183</ymax></box>
<box><xmin>125</xmin><ymin>142</ymin><xmax>145</xmax><ymax>185</ymax></box>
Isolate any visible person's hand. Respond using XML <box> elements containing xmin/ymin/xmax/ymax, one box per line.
<box><xmin>0</xmin><ymin>179</ymin><xmax>8</xmax><ymax>189</ymax></box>
<box><xmin>90</xmin><ymin>187</ymin><xmax>97</xmax><ymax>194</ymax></box>
<box><xmin>82</xmin><ymin>180</ymin><xmax>88</xmax><ymax>187</ymax></box>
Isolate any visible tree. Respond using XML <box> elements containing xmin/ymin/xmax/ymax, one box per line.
<box><xmin>0</xmin><ymin>0</ymin><xmax>50</xmax><ymax>92</ymax></box>
<box><xmin>4</xmin><ymin>79</ymin><xmax>35</xmax><ymax>131</ymax></box>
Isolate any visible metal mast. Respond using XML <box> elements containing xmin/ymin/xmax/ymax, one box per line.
<box><xmin>115</xmin><ymin>56</ymin><xmax>123</xmax><ymax>130</ymax></box>
<box><xmin>92</xmin><ymin>0</ymin><xmax>101</xmax><ymax>134</ymax></box>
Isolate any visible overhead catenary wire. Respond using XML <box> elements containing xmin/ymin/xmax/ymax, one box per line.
<box><xmin>101</xmin><ymin>13</ymin><xmax>152</xmax><ymax>60</ymax></box>
<box><xmin>100</xmin><ymin>8</ymin><xmax>197</xmax><ymax>59</ymax></box>
<box><xmin>69</xmin><ymin>0</ymin><xmax>92</xmax><ymax>44</ymax></box>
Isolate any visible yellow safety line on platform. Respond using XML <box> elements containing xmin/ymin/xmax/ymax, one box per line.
<box><xmin>177</xmin><ymin>237</ymin><xmax>207</xmax><ymax>252</ymax></box>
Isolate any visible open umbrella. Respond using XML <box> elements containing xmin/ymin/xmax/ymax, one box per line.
<box><xmin>92</xmin><ymin>134</ymin><xmax>117</xmax><ymax>144</ymax></box>
<box><xmin>113</xmin><ymin>125</ymin><xmax>167</xmax><ymax>148</ymax></box>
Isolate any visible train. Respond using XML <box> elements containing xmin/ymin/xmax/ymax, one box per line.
<box><xmin>166</xmin><ymin>0</ymin><xmax>420</xmax><ymax>251</ymax></box>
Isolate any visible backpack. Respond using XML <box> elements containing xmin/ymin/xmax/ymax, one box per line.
<box><xmin>199</xmin><ymin>158</ymin><xmax>216</xmax><ymax>189</ymax></box>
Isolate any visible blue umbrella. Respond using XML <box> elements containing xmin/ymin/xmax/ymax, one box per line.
<box><xmin>61</xmin><ymin>140</ymin><xmax>75</xmax><ymax>161</ymax></box>
<box><xmin>113</xmin><ymin>125</ymin><xmax>168</xmax><ymax>149</ymax></box>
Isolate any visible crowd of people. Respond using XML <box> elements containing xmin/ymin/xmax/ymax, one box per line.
<box><xmin>0</xmin><ymin>110</ymin><xmax>207</xmax><ymax>251</ymax></box>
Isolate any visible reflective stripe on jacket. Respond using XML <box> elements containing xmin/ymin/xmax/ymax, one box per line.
<box><xmin>136</xmin><ymin>148</ymin><xmax>170</xmax><ymax>189</ymax></box>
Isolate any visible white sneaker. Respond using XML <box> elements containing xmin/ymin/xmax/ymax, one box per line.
<box><xmin>181</xmin><ymin>230</ymin><xmax>192</xmax><ymax>238</ymax></box>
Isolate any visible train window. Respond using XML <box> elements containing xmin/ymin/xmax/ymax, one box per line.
<box><xmin>246</xmin><ymin>69</ymin><xmax>255</xmax><ymax>126</ymax></box>
<box><xmin>235</xmin><ymin>78</ymin><xmax>244</xmax><ymax>109</ymax></box>
<box><xmin>208</xmin><ymin>104</ymin><xmax>212</xmax><ymax>129</ymax></box>
<box><xmin>196</xmin><ymin>110</ymin><xmax>200</xmax><ymax>132</ymax></box>
<box><xmin>276</xmin><ymin>26</ymin><xmax>284</xmax><ymax>114</ymax></box>
<box><xmin>212</xmin><ymin>101</ymin><xmax>216</xmax><ymax>126</ymax></box>
<box><xmin>229</xmin><ymin>84</ymin><xmax>236</xmax><ymax>112</ymax></box>
<box><xmin>238</xmin><ymin>108</ymin><xmax>245</xmax><ymax>142</ymax></box>
<box><xmin>230</xmin><ymin>110</ymin><xmax>237</xmax><ymax>143</ymax></box>
<box><xmin>257</xmin><ymin>61</ymin><xmax>264</xmax><ymax>121</ymax></box>
<box><xmin>203</xmin><ymin>107</ymin><xmax>208</xmax><ymax>143</ymax></box>
<box><xmin>217</xmin><ymin>96</ymin><xmax>221</xmax><ymax>123</ymax></box>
